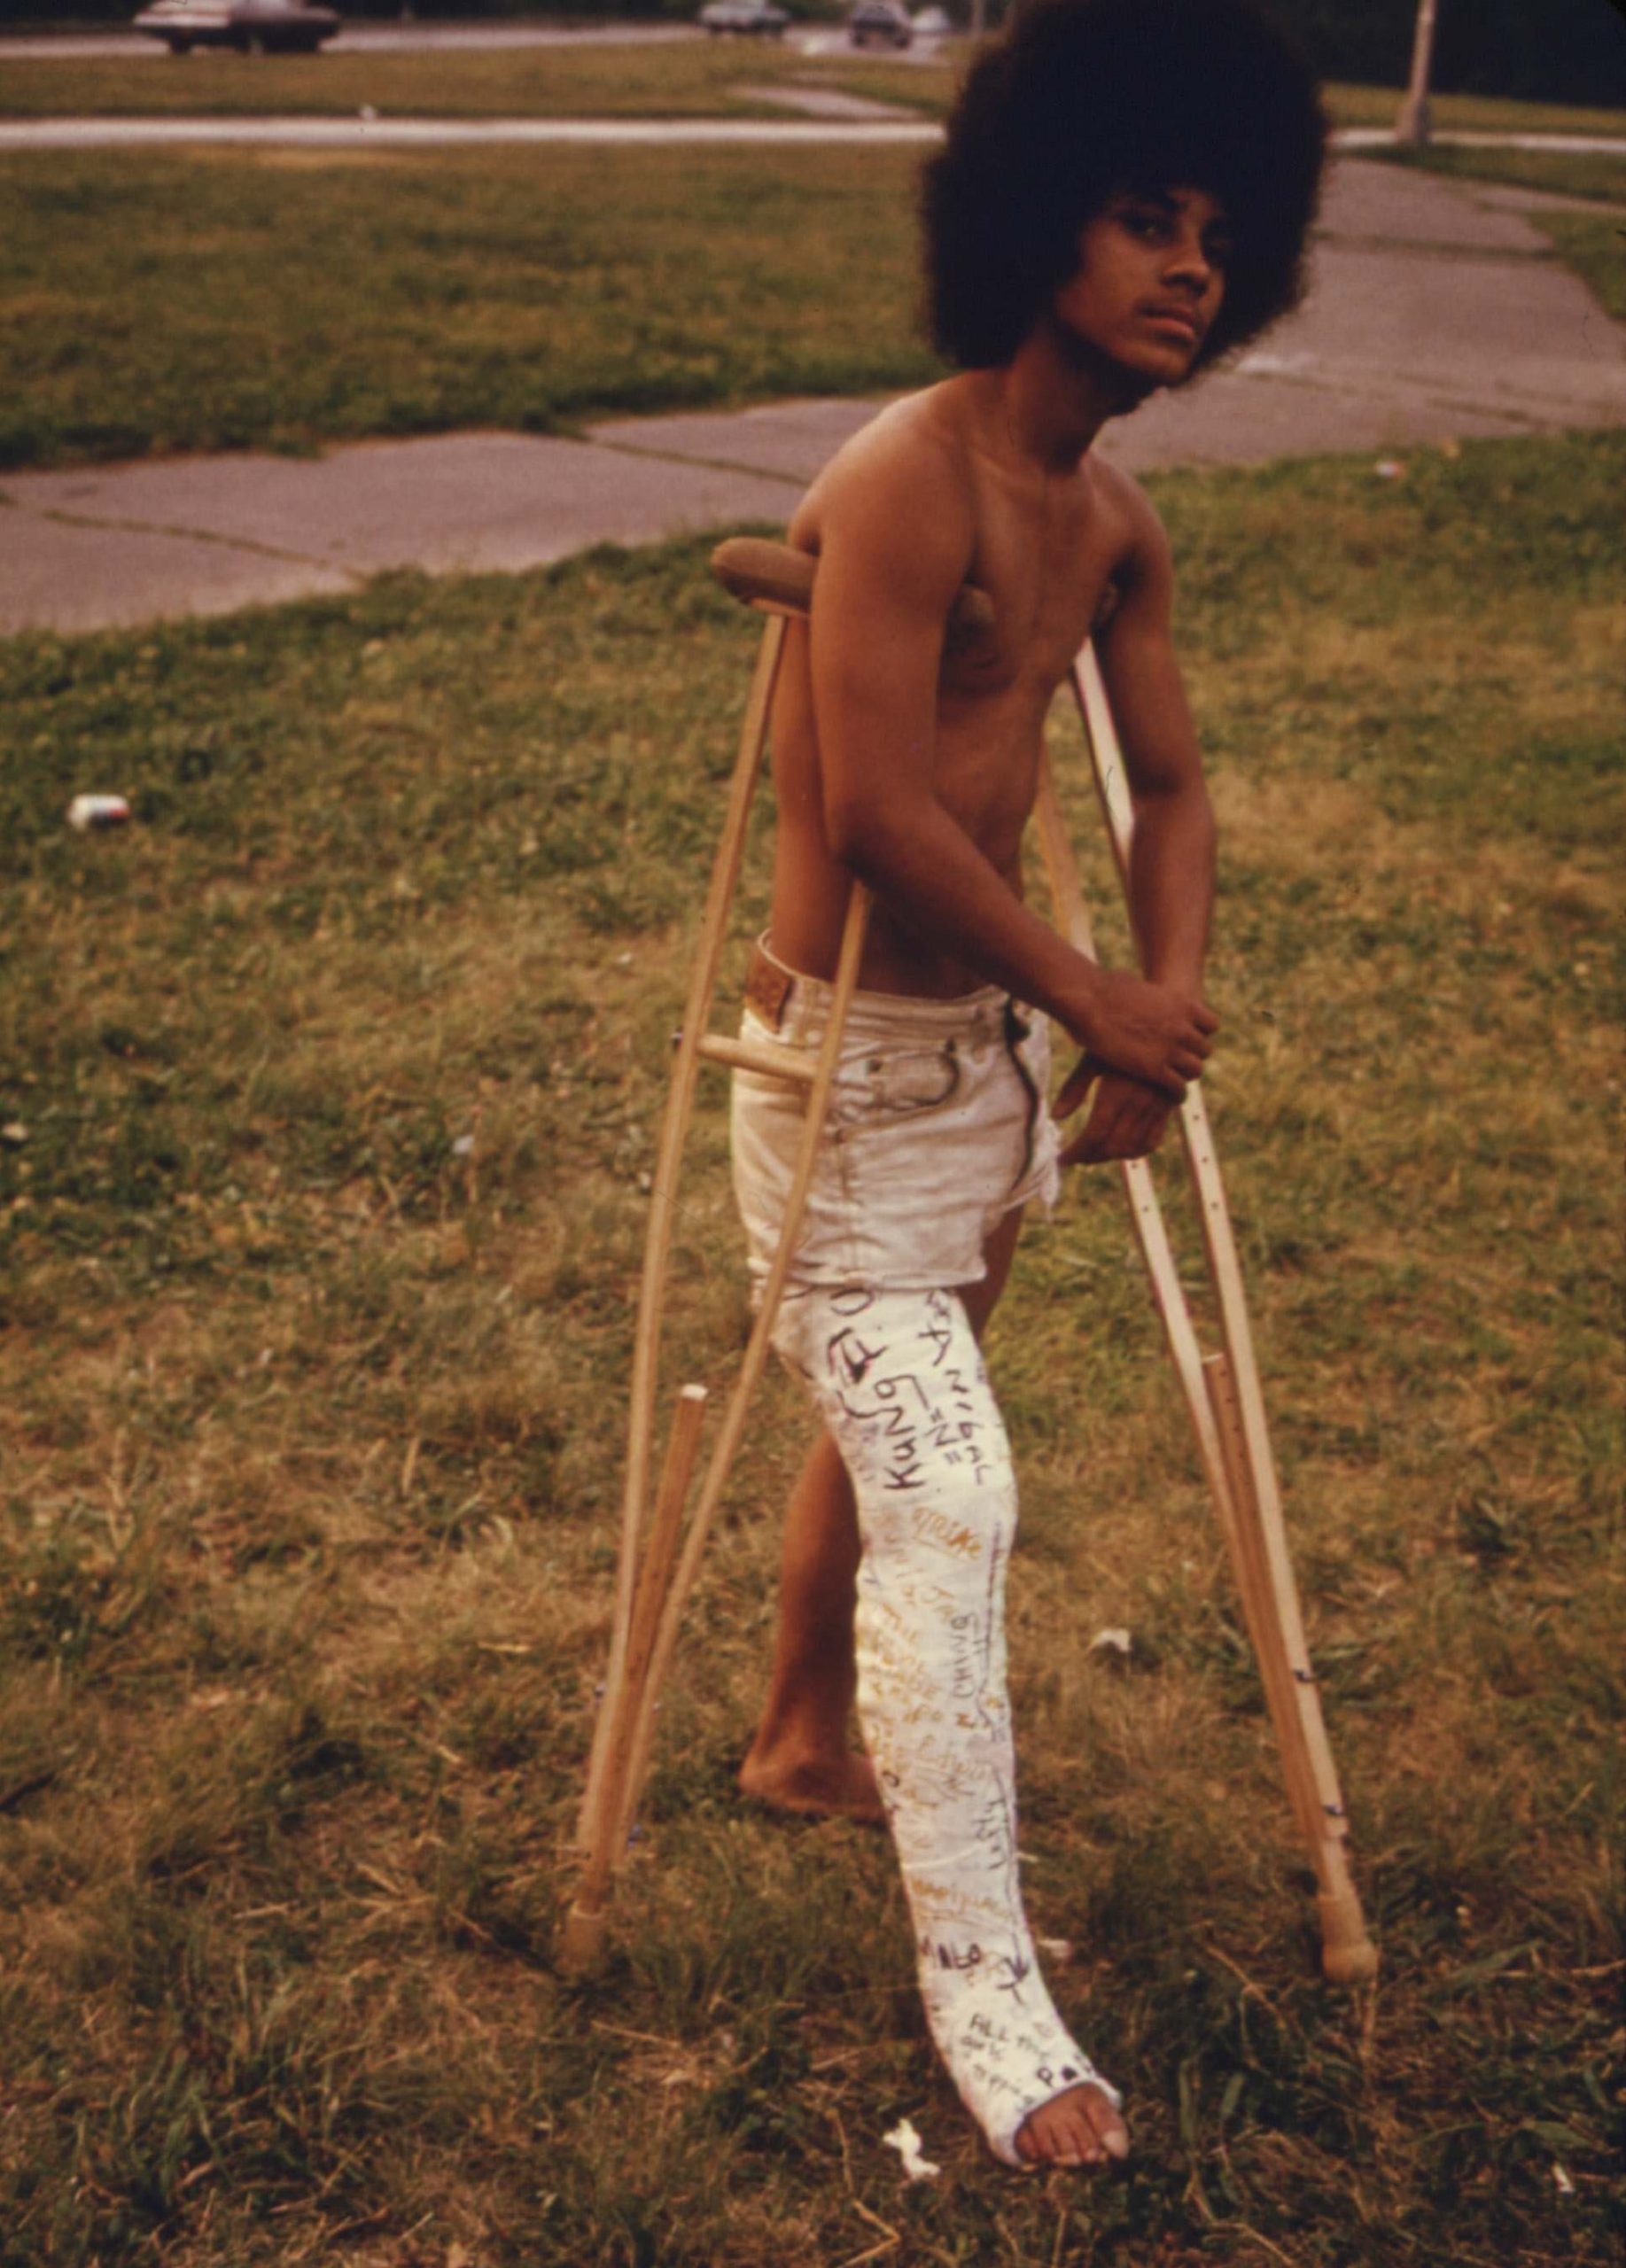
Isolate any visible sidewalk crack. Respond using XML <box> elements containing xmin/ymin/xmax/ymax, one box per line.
<box><xmin>581</xmin><ymin>435</ymin><xmax>807</xmax><ymax>487</ymax></box>
<box><xmin>0</xmin><ymin>495</ymin><xmax>366</xmax><ymax>579</ymax></box>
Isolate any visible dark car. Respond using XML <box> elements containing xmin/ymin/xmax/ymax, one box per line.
<box><xmin>847</xmin><ymin>0</ymin><xmax>914</xmax><ymax>47</ymax></box>
<box><xmin>698</xmin><ymin>0</ymin><xmax>791</xmax><ymax>34</ymax></box>
<box><xmin>132</xmin><ymin>1</ymin><xmax>341</xmax><ymax>55</ymax></box>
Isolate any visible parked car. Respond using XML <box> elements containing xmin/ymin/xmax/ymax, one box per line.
<box><xmin>697</xmin><ymin>0</ymin><xmax>791</xmax><ymax>35</ymax></box>
<box><xmin>847</xmin><ymin>0</ymin><xmax>914</xmax><ymax>49</ymax></box>
<box><xmin>132</xmin><ymin>1</ymin><xmax>341</xmax><ymax>55</ymax></box>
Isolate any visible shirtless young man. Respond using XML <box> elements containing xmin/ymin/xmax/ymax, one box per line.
<box><xmin>727</xmin><ymin>0</ymin><xmax>1326</xmax><ymax>2173</ymax></box>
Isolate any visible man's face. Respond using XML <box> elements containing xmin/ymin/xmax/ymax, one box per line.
<box><xmin>1049</xmin><ymin>185</ymin><xmax>1232</xmax><ymax>392</ymax></box>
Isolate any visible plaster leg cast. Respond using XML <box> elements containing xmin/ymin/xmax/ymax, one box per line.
<box><xmin>775</xmin><ymin>1279</ymin><xmax>1121</xmax><ymax>2167</ymax></box>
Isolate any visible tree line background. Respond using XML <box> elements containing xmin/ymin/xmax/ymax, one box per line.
<box><xmin>4</xmin><ymin>1</ymin><xmax>1625</xmax><ymax>114</ymax></box>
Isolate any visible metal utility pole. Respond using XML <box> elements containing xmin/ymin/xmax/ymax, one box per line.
<box><xmin>1396</xmin><ymin>0</ymin><xmax>1440</xmax><ymax>149</ymax></box>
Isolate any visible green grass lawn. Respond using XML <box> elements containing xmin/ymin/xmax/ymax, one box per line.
<box><xmin>0</xmin><ymin>35</ymin><xmax>955</xmax><ymax>118</ymax></box>
<box><xmin>2</xmin><ymin>429</ymin><xmax>1621</xmax><ymax>2266</ymax></box>
<box><xmin>0</xmin><ymin>144</ymin><xmax>943</xmax><ymax>469</ymax></box>
<box><xmin>1320</xmin><ymin>82</ymin><xmax>1626</xmax><ymax>139</ymax></box>
<box><xmin>1533</xmin><ymin>211</ymin><xmax>1626</xmax><ymax>321</ymax></box>
<box><xmin>1373</xmin><ymin>144</ymin><xmax>1626</xmax><ymax>205</ymax></box>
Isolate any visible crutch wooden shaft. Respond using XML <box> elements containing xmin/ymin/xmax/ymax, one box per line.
<box><xmin>1071</xmin><ymin>650</ymin><xmax>1354</xmax><ymax>1833</ymax></box>
<box><xmin>614</xmin><ymin>878</ymin><xmax>873</xmax><ymax>1852</ymax></box>
<box><xmin>1202</xmin><ymin>1350</ymin><xmax>1328</xmax><ymax>1853</ymax></box>
<box><xmin>1040</xmin><ymin>758</ymin><xmax>1321</xmax><ymax>1853</ymax></box>
<box><xmin>558</xmin><ymin>1384</ymin><xmax>708</xmax><ymax>1973</ymax></box>
<box><xmin>1204</xmin><ymin>1347</ymin><xmax>1371</xmax><ymax>1975</ymax></box>
<box><xmin>1066</xmin><ymin>645</ymin><xmax>1376</xmax><ymax>1982</ymax></box>
<box><xmin>1034</xmin><ymin>761</ymin><xmax>1245</xmax><ymax>1556</ymax></box>
<box><xmin>575</xmin><ymin>610</ymin><xmax>790</xmax><ymax>1857</ymax></box>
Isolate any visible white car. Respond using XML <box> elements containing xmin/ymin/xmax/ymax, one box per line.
<box><xmin>697</xmin><ymin>0</ymin><xmax>791</xmax><ymax>35</ymax></box>
<box><xmin>132</xmin><ymin>1</ymin><xmax>341</xmax><ymax>56</ymax></box>
<box><xmin>847</xmin><ymin>0</ymin><xmax>914</xmax><ymax>49</ymax></box>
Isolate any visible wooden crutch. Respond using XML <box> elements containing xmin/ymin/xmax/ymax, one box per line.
<box><xmin>1036</xmin><ymin>643</ymin><xmax>1377</xmax><ymax>1985</ymax></box>
<box><xmin>559</xmin><ymin>582</ymin><xmax>867</xmax><ymax>1972</ymax></box>
<box><xmin>560</xmin><ymin>542</ymin><xmax>1000</xmax><ymax>1974</ymax></box>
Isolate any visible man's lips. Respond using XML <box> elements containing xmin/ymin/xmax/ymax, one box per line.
<box><xmin>1142</xmin><ymin>305</ymin><xmax>1202</xmax><ymax>343</ymax></box>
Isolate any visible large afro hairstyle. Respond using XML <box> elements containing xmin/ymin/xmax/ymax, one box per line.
<box><xmin>922</xmin><ymin>0</ymin><xmax>1327</xmax><ymax>371</ymax></box>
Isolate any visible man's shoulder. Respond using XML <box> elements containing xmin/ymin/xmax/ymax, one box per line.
<box><xmin>1085</xmin><ymin>450</ymin><xmax>1159</xmax><ymax>533</ymax></box>
<box><xmin>793</xmin><ymin>381</ymin><xmax>979</xmax><ymax>558</ymax></box>
<box><xmin>820</xmin><ymin>382</ymin><xmax>969</xmax><ymax>493</ymax></box>
<box><xmin>1083</xmin><ymin>452</ymin><xmax>1171</xmax><ymax>580</ymax></box>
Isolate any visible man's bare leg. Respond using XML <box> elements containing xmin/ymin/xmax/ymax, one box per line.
<box><xmin>737</xmin><ymin>1431</ymin><xmax>883</xmax><ymax>1821</ymax></box>
<box><xmin>740</xmin><ymin>1208</ymin><xmax>1029</xmax><ymax>1822</ymax></box>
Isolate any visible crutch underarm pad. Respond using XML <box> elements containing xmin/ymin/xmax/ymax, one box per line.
<box><xmin>710</xmin><ymin>536</ymin><xmax>997</xmax><ymax>648</ymax></box>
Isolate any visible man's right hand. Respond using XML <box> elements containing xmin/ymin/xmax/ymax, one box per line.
<box><xmin>1064</xmin><ymin>966</ymin><xmax>1217</xmax><ymax>1101</ymax></box>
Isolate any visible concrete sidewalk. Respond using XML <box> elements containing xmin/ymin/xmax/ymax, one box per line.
<box><xmin>3</xmin><ymin>157</ymin><xmax>1622</xmax><ymax>638</ymax></box>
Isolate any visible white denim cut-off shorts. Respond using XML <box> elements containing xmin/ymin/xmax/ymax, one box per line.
<box><xmin>730</xmin><ymin>936</ymin><xmax>1062</xmax><ymax>1305</ymax></box>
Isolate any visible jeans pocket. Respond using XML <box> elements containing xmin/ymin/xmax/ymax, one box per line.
<box><xmin>840</xmin><ymin>1040</ymin><xmax>963</xmax><ymax>1127</ymax></box>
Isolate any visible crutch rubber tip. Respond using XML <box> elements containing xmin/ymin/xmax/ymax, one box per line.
<box><xmin>556</xmin><ymin>1900</ymin><xmax>610</xmax><ymax>1977</ymax></box>
<box><xmin>1318</xmin><ymin>1893</ymin><xmax>1380</xmax><ymax>1986</ymax></box>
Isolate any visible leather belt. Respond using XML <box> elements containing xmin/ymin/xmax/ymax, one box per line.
<box><xmin>743</xmin><ymin>943</ymin><xmax>797</xmax><ymax>1032</ymax></box>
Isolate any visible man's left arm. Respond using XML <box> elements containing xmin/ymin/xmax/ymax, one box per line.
<box><xmin>1055</xmin><ymin>504</ymin><xmax>1217</xmax><ymax>1164</ymax></box>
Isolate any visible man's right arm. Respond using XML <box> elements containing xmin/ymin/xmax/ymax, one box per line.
<box><xmin>806</xmin><ymin>440</ymin><xmax>1214</xmax><ymax>1099</ymax></box>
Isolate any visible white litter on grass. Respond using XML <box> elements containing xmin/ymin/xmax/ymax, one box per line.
<box><xmin>1089</xmin><ymin>1627</ymin><xmax>1132</xmax><ymax>1658</ymax></box>
<box><xmin>1037</xmin><ymin>1936</ymin><xmax>1076</xmax><ymax>1966</ymax></box>
<box><xmin>882</xmin><ymin>2119</ymin><xmax>941</xmax><ymax>2182</ymax></box>
<box><xmin>452</xmin><ymin>1135</ymin><xmax>476</xmax><ymax>1158</ymax></box>
<box><xmin>66</xmin><ymin>794</ymin><xmax>130</xmax><ymax>830</ymax></box>
<box><xmin>1553</xmin><ymin>2163</ymin><xmax>1575</xmax><ymax>2196</ymax></box>
<box><xmin>1373</xmin><ymin>458</ymin><xmax>1405</xmax><ymax>479</ymax></box>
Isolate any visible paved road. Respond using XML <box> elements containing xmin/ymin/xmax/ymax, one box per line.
<box><xmin>2</xmin><ymin>156</ymin><xmax>1622</xmax><ymax>636</ymax></box>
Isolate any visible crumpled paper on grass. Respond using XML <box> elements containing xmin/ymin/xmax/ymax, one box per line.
<box><xmin>882</xmin><ymin>2118</ymin><xmax>941</xmax><ymax>2182</ymax></box>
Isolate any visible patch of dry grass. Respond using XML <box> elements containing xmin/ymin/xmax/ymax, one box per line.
<box><xmin>1</xmin><ymin>431</ymin><xmax>1622</xmax><ymax>2264</ymax></box>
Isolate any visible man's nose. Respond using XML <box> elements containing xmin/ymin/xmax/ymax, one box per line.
<box><xmin>1163</xmin><ymin>236</ymin><xmax>1215</xmax><ymax>291</ymax></box>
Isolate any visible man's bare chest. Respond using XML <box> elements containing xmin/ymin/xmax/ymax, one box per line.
<box><xmin>947</xmin><ymin>472</ymin><xmax>1127</xmax><ymax>700</ymax></box>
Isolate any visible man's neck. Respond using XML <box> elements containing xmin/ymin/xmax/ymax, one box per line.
<box><xmin>991</xmin><ymin>324</ymin><xmax>1153</xmax><ymax>476</ymax></box>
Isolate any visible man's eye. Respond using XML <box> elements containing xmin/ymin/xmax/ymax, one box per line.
<box><xmin>1205</xmin><ymin>237</ymin><xmax>1234</xmax><ymax>268</ymax></box>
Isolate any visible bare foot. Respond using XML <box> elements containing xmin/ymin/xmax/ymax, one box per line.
<box><xmin>1015</xmin><ymin>2083</ymin><xmax>1130</xmax><ymax>2170</ymax></box>
<box><xmin>737</xmin><ymin>1744</ymin><xmax>886</xmax><ymax>1825</ymax></box>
